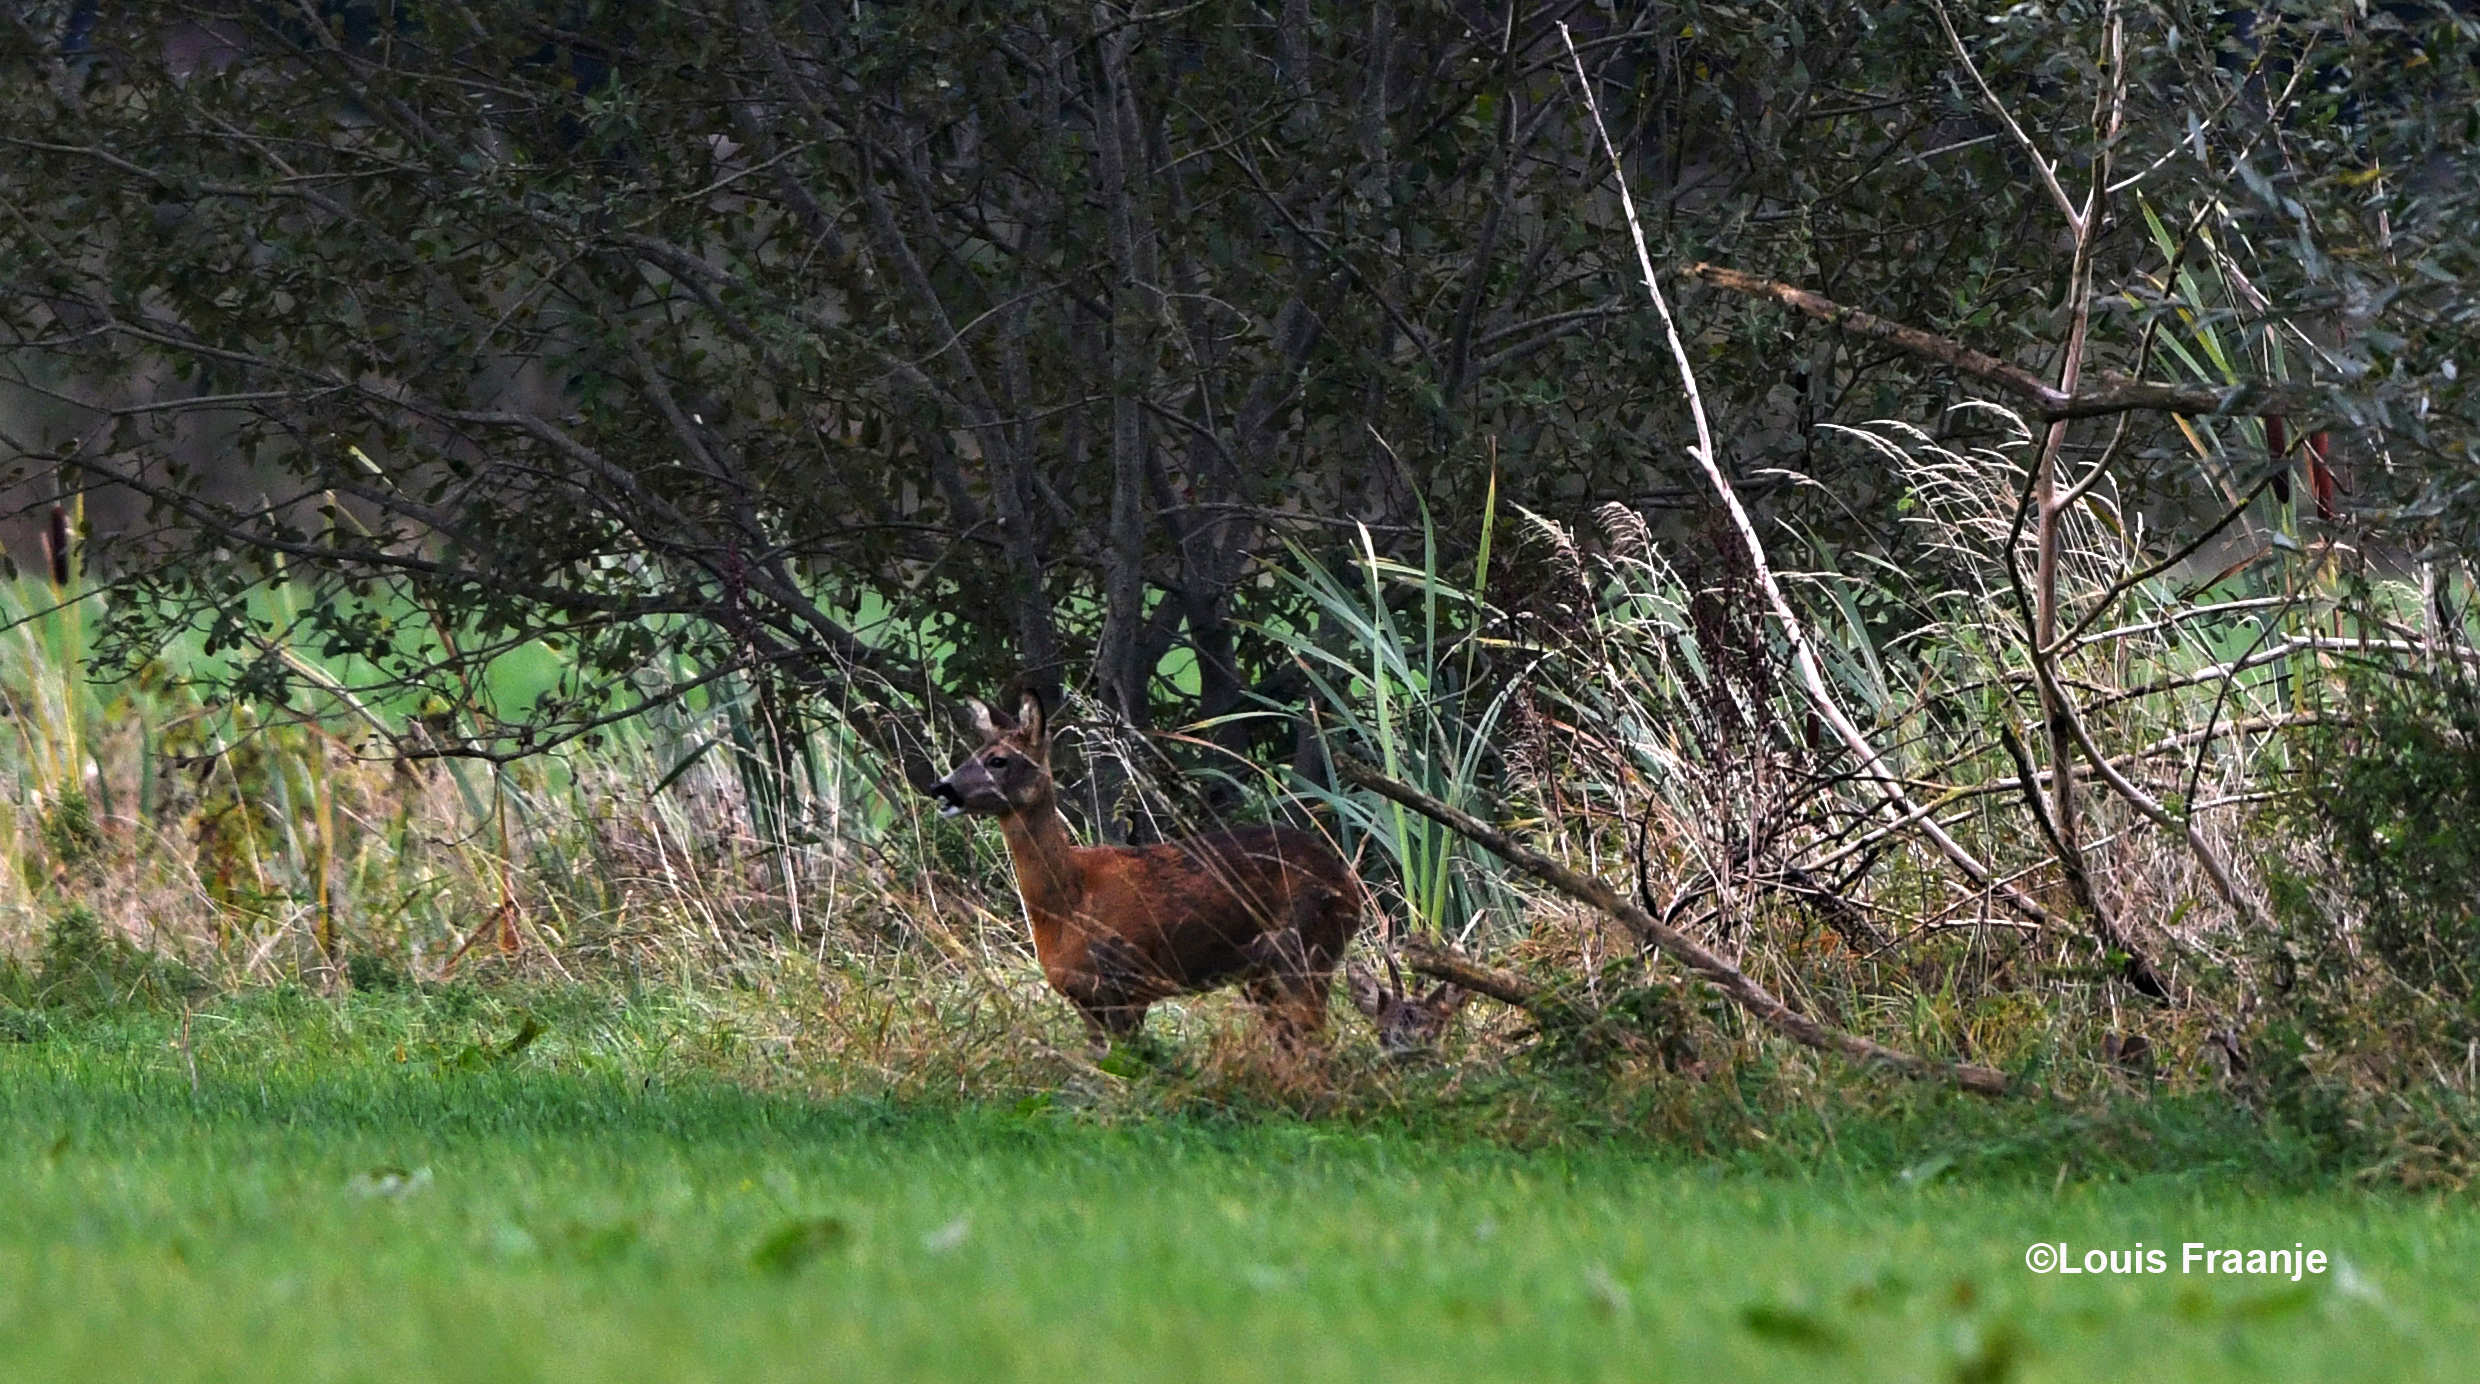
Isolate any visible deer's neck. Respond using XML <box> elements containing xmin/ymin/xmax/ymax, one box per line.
<box><xmin>997</xmin><ymin>802</ymin><xmax>1086</xmax><ymax>950</ymax></box>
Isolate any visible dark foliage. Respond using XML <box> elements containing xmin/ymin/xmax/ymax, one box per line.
<box><xmin>2294</xmin><ymin>661</ymin><xmax>2480</xmax><ymax>1001</ymax></box>
<box><xmin>0</xmin><ymin>0</ymin><xmax>2471</xmax><ymax>787</ymax></box>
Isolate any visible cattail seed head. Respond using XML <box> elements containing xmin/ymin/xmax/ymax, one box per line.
<box><xmin>44</xmin><ymin>504</ymin><xmax>71</xmax><ymax>588</ymax></box>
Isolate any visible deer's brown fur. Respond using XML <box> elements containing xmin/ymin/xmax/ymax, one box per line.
<box><xmin>930</xmin><ymin>692</ymin><xmax>1364</xmax><ymax>1052</ymax></box>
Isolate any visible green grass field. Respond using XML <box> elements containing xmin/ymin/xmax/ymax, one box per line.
<box><xmin>2</xmin><ymin>988</ymin><xmax>2475</xmax><ymax>1384</ymax></box>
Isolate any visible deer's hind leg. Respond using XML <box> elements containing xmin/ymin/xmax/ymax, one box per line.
<box><xmin>1238</xmin><ymin>975</ymin><xmax>1322</xmax><ymax>1054</ymax></box>
<box><xmin>1241</xmin><ymin>892</ymin><xmax>1343</xmax><ymax>1044</ymax></box>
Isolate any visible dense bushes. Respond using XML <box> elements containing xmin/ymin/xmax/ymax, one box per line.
<box><xmin>2296</xmin><ymin>665</ymin><xmax>2480</xmax><ymax>1004</ymax></box>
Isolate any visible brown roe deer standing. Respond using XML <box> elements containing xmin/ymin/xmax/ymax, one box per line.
<box><xmin>929</xmin><ymin>692</ymin><xmax>1363</xmax><ymax>1052</ymax></box>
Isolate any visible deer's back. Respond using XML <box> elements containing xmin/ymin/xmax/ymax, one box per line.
<box><xmin>1071</xmin><ymin>824</ymin><xmax>1359</xmax><ymax>993</ymax></box>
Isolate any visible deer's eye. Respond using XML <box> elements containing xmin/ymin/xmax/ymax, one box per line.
<box><xmin>986</xmin><ymin>754</ymin><xmax>1012</xmax><ymax>768</ymax></box>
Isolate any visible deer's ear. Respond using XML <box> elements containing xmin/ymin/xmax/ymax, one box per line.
<box><xmin>1346</xmin><ymin>961</ymin><xmax>1385</xmax><ymax>1019</ymax></box>
<box><xmin>966</xmin><ymin>698</ymin><xmax>999</xmax><ymax>740</ymax></box>
<box><xmin>1425</xmin><ymin>982</ymin><xmax>1470</xmax><ymax>1015</ymax></box>
<box><xmin>1016</xmin><ymin>690</ymin><xmax>1047</xmax><ymax>743</ymax></box>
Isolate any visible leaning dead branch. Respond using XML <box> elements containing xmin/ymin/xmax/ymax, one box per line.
<box><xmin>1338</xmin><ymin>756</ymin><xmax>2014</xmax><ymax>1097</ymax></box>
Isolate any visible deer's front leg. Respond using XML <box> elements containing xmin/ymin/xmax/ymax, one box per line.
<box><xmin>1064</xmin><ymin>934</ymin><xmax>1153</xmax><ymax>1056</ymax></box>
<box><xmin>1075</xmin><ymin>1000</ymin><xmax>1149</xmax><ymax>1057</ymax></box>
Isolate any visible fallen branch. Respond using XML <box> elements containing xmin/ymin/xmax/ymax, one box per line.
<box><xmin>1337</xmin><ymin>756</ymin><xmax>2014</xmax><ymax>1097</ymax></box>
<box><xmin>1401</xmin><ymin>937</ymin><xmax>1696</xmax><ymax>1066</ymax></box>
<box><xmin>1399</xmin><ymin>937</ymin><xmax>1547</xmax><ymax>1011</ymax></box>
<box><xmin>1684</xmin><ymin>263</ymin><xmax>2320</xmax><ymax>421</ymax></box>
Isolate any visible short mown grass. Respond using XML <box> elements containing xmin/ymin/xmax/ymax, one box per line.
<box><xmin>2</xmin><ymin>986</ymin><xmax>2476</xmax><ymax>1383</ymax></box>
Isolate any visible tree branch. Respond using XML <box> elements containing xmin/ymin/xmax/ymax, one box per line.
<box><xmin>1337</xmin><ymin>757</ymin><xmax>2012</xmax><ymax>1096</ymax></box>
<box><xmin>1684</xmin><ymin>263</ymin><xmax>2321</xmax><ymax>420</ymax></box>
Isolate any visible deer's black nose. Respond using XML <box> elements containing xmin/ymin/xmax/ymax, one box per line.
<box><xmin>927</xmin><ymin>780</ymin><xmax>964</xmax><ymax>816</ymax></box>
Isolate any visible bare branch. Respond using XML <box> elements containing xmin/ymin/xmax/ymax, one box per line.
<box><xmin>1930</xmin><ymin>0</ymin><xmax>2084</xmax><ymax>233</ymax></box>
<box><xmin>1339</xmin><ymin>757</ymin><xmax>2013</xmax><ymax>1097</ymax></box>
<box><xmin>1685</xmin><ymin>263</ymin><xmax>2321</xmax><ymax>420</ymax></box>
<box><xmin>1562</xmin><ymin>24</ymin><xmax>2057</xmax><ymax>931</ymax></box>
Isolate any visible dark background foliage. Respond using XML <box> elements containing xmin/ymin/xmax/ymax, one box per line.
<box><xmin>2294</xmin><ymin>660</ymin><xmax>2480</xmax><ymax>1001</ymax></box>
<box><xmin>2</xmin><ymin>0</ymin><xmax>2472</xmax><ymax>802</ymax></box>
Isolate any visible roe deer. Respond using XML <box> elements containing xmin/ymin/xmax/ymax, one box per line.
<box><xmin>929</xmin><ymin>692</ymin><xmax>1364</xmax><ymax>1052</ymax></box>
<box><xmin>1346</xmin><ymin>955</ymin><xmax>1470</xmax><ymax>1059</ymax></box>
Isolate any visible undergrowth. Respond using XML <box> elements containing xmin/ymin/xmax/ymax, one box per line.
<box><xmin>0</xmin><ymin>977</ymin><xmax>2349</xmax><ymax>1192</ymax></box>
<box><xmin>1</xmin><ymin>442</ymin><xmax>2478</xmax><ymax>1192</ymax></box>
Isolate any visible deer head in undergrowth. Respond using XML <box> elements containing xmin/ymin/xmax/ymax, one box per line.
<box><xmin>929</xmin><ymin>692</ymin><xmax>1054</xmax><ymax>819</ymax></box>
<box><xmin>1347</xmin><ymin>954</ymin><xmax>1469</xmax><ymax>1059</ymax></box>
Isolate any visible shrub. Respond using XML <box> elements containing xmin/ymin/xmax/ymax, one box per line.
<box><xmin>2293</xmin><ymin>664</ymin><xmax>2480</xmax><ymax>1002</ymax></box>
<box><xmin>30</xmin><ymin>904</ymin><xmax>196</xmax><ymax>1012</ymax></box>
